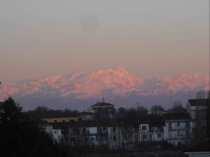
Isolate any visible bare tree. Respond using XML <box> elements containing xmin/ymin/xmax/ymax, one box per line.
<box><xmin>150</xmin><ymin>105</ymin><xmax>165</xmax><ymax>115</ymax></box>
<box><xmin>171</xmin><ymin>101</ymin><xmax>187</xmax><ymax>113</ymax></box>
<box><xmin>61</xmin><ymin>125</ymin><xmax>70</xmax><ymax>146</ymax></box>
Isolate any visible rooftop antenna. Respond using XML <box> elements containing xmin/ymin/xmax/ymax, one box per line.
<box><xmin>103</xmin><ymin>97</ymin><xmax>105</xmax><ymax>102</ymax></box>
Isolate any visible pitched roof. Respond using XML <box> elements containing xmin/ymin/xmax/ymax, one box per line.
<box><xmin>91</xmin><ymin>102</ymin><xmax>114</xmax><ymax>107</ymax></box>
<box><xmin>185</xmin><ymin>139</ymin><xmax>210</xmax><ymax>152</ymax></box>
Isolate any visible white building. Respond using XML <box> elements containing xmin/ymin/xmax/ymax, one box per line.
<box><xmin>89</xmin><ymin>101</ymin><xmax>115</xmax><ymax>119</ymax></box>
<box><xmin>164</xmin><ymin>113</ymin><xmax>192</xmax><ymax>146</ymax></box>
<box><xmin>52</xmin><ymin>120</ymin><xmax>122</xmax><ymax>150</ymax></box>
<box><xmin>37</xmin><ymin>120</ymin><xmax>62</xmax><ymax>143</ymax></box>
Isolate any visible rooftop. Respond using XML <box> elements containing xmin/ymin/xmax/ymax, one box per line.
<box><xmin>188</xmin><ymin>99</ymin><xmax>209</xmax><ymax>106</ymax></box>
<box><xmin>52</xmin><ymin>119</ymin><xmax>120</xmax><ymax>129</ymax></box>
<box><xmin>91</xmin><ymin>102</ymin><xmax>114</xmax><ymax>107</ymax></box>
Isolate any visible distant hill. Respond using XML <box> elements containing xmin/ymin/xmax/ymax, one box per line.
<box><xmin>0</xmin><ymin>68</ymin><xmax>209</xmax><ymax>111</ymax></box>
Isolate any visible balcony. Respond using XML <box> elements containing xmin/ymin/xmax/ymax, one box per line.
<box><xmin>168</xmin><ymin>126</ymin><xmax>187</xmax><ymax>131</ymax></box>
<box><xmin>149</xmin><ymin>128</ymin><xmax>163</xmax><ymax>132</ymax></box>
<box><xmin>168</xmin><ymin>134</ymin><xmax>188</xmax><ymax>140</ymax></box>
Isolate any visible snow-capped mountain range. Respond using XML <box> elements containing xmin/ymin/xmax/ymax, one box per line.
<box><xmin>0</xmin><ymin>68</ymin><xmax>209</xmax><ymax>111</ymax></box>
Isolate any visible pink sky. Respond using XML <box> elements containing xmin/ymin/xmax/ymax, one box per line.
<box><xmin>0</xmin><ymin>0</ymin><xmax>209</xmax><ymax>83</ymax></box>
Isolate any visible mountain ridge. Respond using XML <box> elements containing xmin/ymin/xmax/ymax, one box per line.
<box><xmin>0</xmin><ymin>68</ymin><xmax>209</xmax><ymax>111</ymax></box>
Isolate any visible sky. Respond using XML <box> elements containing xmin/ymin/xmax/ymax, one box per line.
<box><xmin>0</xmin><ymin>0</ymin><xmax>209</xmax><ymax>83</ymax></box>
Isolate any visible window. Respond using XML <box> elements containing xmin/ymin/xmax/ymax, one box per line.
<box><xmin>169</xmin><ymin>123</ymin><xmax>172</xmax><ymax>129</ymax></box>
<box><xmin>54</xmin><ymin>120</ymin><xmax>57</xmax><ymax>123</ymax></box>
<box><xmin>103</xmin><ymin>127</ymin><xmax>106</xmax><ymax>130</ymax></box>
<box><xmin>177</xmin><ymin>131</ymin><xmax>180</xmax><ymax>136</ymax></box>
<box><xmin>142</xmin><ymin>126</ymin><xmax>146</xmax><ymax>130</ymax></box>
<box><xmin>157</xmin><ymin>134</ymin><xmax>161</xmax><ymax>138</ymax></box>
<box><xmin>113</xmin><ymin>135</ymin><xmax>116</xmax><ymax>141</ymax></box>
<box><xmin>82</xmin><ymin>128</ymin><xmax>86</xmax><ymax>134</ymax></box>
<box><xmin>54</xmin><ymin>131</ymin><xmax>57</xmax><ymax>134</ymax></box>
<box><xmin>63</xmin><ymin>119</ymin><xmax>66</xmax><ymax>122</ymax></box>
<box><xmin>97</xmin><ymin>127</ymin><xmax>101</xmax><ymax>133</ymax></box>
<box><xmin>177</xmin><ymin>122</ymin><xmax>180</xmax><ymax>126</ymax></box>
<box><xmin>113</xmin><ymin>127</ymin><xmax>116</xmax><ymax>132</ymax></box>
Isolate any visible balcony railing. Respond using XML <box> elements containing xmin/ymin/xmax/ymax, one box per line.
<box><xmin>168</xmin><ymin>126</ymin><xmax>187</xmax><ymax>131</ymax></box>
<box><xmin>149</xmin><ymin>129</ymin><xmax>163</xmax><ymax>132</ymax></box>
<box><xmin>168</xmin><ymin>134</ymin><xmax>188</xmax><ymax>140</ymax></box>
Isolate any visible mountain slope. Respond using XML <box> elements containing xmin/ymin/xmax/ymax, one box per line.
<box><xmin>0</xmin><ymin>68</ymin><xmax>209</xmax><ymax>110</ymax></box>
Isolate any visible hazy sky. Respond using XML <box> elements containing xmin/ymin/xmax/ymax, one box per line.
<box><xmin>0</xmin><ymin>0</ymin><xmax>209</xmax><ymax>83</ymax></box>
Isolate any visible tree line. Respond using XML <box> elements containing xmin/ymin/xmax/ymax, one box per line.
<box><xmin>0</xmin><ymin>90</ymin><xmax>209</xmax><ymax>156</ymax></box>
<box><xmin>0</xmin><ymin>97</ymin><xmax>69</xmax><ymax>157</ymax></box>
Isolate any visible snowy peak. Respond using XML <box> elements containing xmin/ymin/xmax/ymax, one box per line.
<box><xmin>0</xmin><ymin>68</ymin><xmax>209</xmax><ymax>110</ymax></box>
<box><xmin>155</xmin><ymin>73</ymin><xmax>209</xmax><ymax>91</ymax></box>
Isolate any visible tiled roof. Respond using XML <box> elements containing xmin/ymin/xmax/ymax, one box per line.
<box><xmin>185</xmin><ymin>139</ymin><xmax>210</xmax><ymax>152</ymax></box>
<box><xmin>91</xmin><ymin>102</ymin><xmax>114</xmax><ymax>107</ymax></box>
